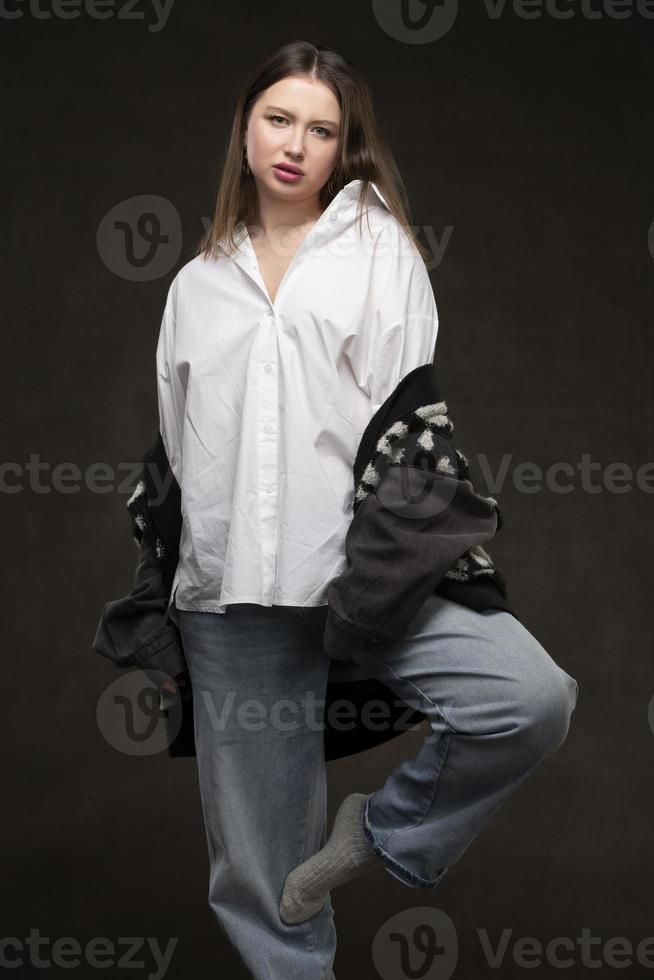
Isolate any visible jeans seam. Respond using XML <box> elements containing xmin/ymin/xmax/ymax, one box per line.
<box><xmin>297</xmin><ymin>709</ymin><xmax>321</xmax><ymax>952</ymax></box>
<box><xmin>361</xmin><ymin>646</ymin><xmax>462</xmax><ymax>735</ymax></box>
<box><xmin>379</xmin><ymin>727</ymin><xmax>453</xmax><ymax>852</ymax></box>
<box><xmin>359</xmin><ymin>644</ymin><xmax>458</xmax><ymax>880</ymax></box>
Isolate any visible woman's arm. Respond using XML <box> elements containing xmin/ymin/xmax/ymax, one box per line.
<box><xmin>156</xmin><ymin>278</ymin><xmax>186</xmax><ymax>487</ymax></box>
<box><xmin>323</xmin><ymin>460</ymin><xmax>500</xmax><ymax>659</ymax></box>
<box><xmin>347</xmin><ymin>219</ymin><xmax>440</xmax><ymax>413</ymax></box>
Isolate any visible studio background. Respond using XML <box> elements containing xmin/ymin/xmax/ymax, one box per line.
<box><xmin>4</xmin><ymin>2</ymin><xmax>653</xmax><ymax>978</ymax></box>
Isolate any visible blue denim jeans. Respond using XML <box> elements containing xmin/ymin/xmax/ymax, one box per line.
<box><xmin>177</xmin><ymin>593</ymin><xmax>579</xmax><ymax>980</ymax></box>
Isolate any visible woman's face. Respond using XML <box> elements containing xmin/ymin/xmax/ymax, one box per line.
<box><xmin>245</xmin><ymin>74</ymin><xmax>342</xmax><ymax>207</ymax></box>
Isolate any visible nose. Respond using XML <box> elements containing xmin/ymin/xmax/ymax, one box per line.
<box><xmin>286</xmin><ymin>126</ymin><xmax>305</xmax><ymax>159</ymax></box>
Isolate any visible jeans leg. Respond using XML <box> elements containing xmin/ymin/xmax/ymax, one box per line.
<box><xmin>178</xmin><ymin>603</ymin><xmax>337</xmax><ymax>980</ymax></box>
<box><xmin>303</xmin><ymin>593</ymin><xmax>579</xmax><ymax>891</ymax></box>
<box><xmin>352</xmin><ymin>593</ymin><xmax>579</xmax><ymax>889</ymax></box>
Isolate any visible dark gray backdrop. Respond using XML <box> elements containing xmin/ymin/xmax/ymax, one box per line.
<box><xmin>4</xmin><ymin>1</ymin><xmax>653</xmax><ymax>978</ymax></box>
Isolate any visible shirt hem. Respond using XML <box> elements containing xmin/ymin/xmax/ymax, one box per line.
<box><xmin>173</xmin><ymin>596</ymin><xmax>330</xmax><ymax>613</ymax></box>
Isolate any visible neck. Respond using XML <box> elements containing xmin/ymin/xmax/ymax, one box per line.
<box><xmin>250</xmin><ymin>184</ymin><xmax>324</xmax><ymax>241</ymax></box>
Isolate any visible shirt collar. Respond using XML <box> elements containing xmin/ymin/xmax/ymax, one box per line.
<box><xmin>340</xmin><ymin>177</ymin><xmax>390</xmax><ymax>211</ymax></box>
<box><xmin>220</xmin><ymin>178</ymin><xmax>390</xmax><ymax>254</ymax></box>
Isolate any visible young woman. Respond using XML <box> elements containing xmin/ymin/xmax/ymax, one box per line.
<box><xmin>155</xmin><ymin>40</ymin><xmax>579</xmax><ymax>980</ymax></box>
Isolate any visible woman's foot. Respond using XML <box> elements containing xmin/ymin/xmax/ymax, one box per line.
<box><xmin>279</xmin><ymin>792</ymin><xmax>380</xmax><ymax>925</ymax></box>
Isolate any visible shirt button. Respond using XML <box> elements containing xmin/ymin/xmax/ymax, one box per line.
<box><xmin>264</xmin><ymin>363</ymin><xmax>273</xmax><ymax>373</ymax></box>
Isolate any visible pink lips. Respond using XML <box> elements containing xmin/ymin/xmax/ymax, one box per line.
<box><xmin>272</xmin><ymin>165</ymin><xmax>303</xmax><ymax>183</ymax></box>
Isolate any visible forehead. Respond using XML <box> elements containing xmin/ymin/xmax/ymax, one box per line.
<box><xmin>255</xmin><ymin>75</ymin><xmax>341</xmax><ymax>121</ymax></box>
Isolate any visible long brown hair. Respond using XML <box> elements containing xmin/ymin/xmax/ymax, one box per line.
<box><xmin>196</xmin><ymin>39</ymin><xmax>431</xmax><ymax>263</ymax></box>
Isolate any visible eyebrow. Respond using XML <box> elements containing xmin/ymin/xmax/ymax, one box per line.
<box><xmin>264</xmin><ymin>105</ymin><xmax>339</xmax><ymax>128</ymax></box>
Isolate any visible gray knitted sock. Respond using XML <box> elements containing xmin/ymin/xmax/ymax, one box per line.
<box><xmin>279</xmin><ymin>792</ymin><xmax>380</xmax><ymax>925</ymax></box>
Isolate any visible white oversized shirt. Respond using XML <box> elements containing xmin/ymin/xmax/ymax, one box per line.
<box><xmin>156</xmin><ymin>178</ymin><xmax>439</xmax><ymax>614</ymax></box>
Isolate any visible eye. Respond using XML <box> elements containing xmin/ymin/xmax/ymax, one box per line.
<box><xmin>313</xmin><ymin>126</ymin><xmax>331</xmax><ymax>138</ymax></box>
<box><xmin>267</xmin><ymin>114</ymin><xmax>287</xmax><ymax>125</ymax></box>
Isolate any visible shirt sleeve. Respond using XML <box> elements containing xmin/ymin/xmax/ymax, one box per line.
<box><xmin>322</xmin><ymin>437</ymin><xmax>501</xmax><ymax>659</ymax></box>
<box><xmin>350</xmin><ymin>219</ymin><xmax>440</xmax><ymax>414</ymax></box>
<box><xmin>155</xmin><ymin>278</ymin><xmax>185</xmax><ymax>486</ymax></box>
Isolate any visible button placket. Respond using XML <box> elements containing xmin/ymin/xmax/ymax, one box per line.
<box><xmin>258</xmin><ymin>310</ymin><xmax>279</xmax><ymax>601</ymax></box>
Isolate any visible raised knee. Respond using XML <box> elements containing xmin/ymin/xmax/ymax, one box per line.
<box><xmin>522</xmin><ymin>666</ymin><xmax>578</xmax><ymax>759</ymax></box>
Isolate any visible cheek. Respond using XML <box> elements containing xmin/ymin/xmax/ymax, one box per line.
<box><xmin>249</xmin><ymin>122</ymin><xmax>278</xmax><ymax>156</ymax></box>
<box><xmin>313</xmin><ymin>144</ymin><xmax>340</xmax><ymax>175</ymax></box>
